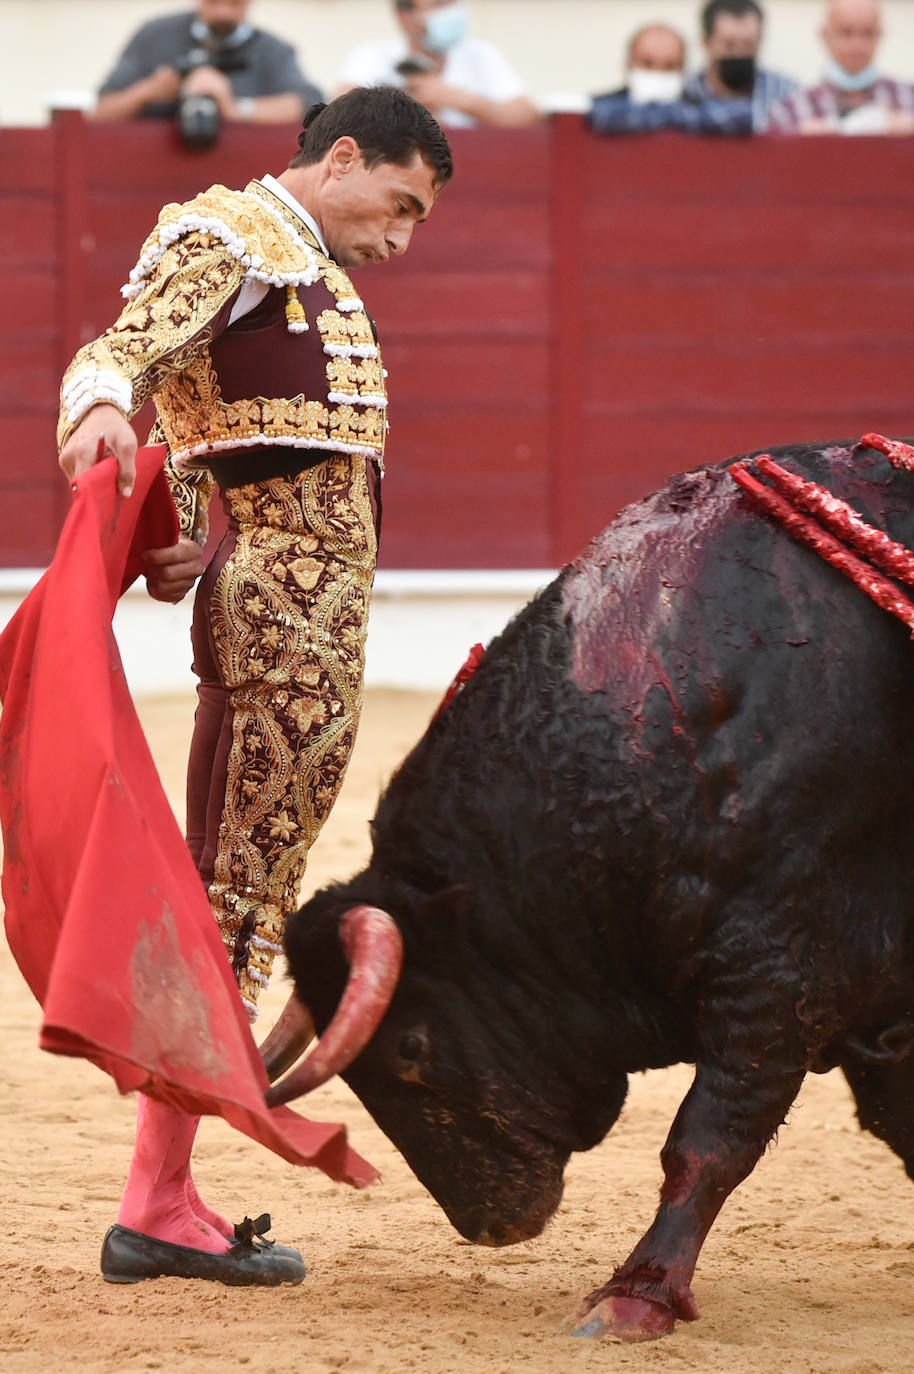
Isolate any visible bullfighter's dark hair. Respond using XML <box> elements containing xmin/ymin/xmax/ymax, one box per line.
<box><xmin>700</xmin><ymin>0</ymin><xmax>764</xmax><ymax>38</ymax></box>
<box><xmin>290</xmin><ymin>87</ymin><xmax>454</xmax><ymax>188</ymax></box>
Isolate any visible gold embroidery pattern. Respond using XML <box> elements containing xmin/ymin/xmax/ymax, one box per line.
<box><xmin>58</xmin><ymin>182</ymin><xmax>388</xmax><ymax>468</ymax></box>
<box><xmin>319</xmin><ymin>260</ymin><xmax>363</xmax><ymax>306</ymax></box>
<box><xmin>245</xmin><ymin>180</ymin><xmax>325</xmax><ymax>257</ymax></box>
<box><xmin>169</xmin><ymin>393</ymin><xmax>386</xmax><ymax>468</ymax></box>
<box><xmin>162</xmin><ymin>443</ymin><xmax>215</xmax><ymax>542</ymax></box>
<box><xmin>206</xmin><ymin>456</ymin><xmax>377</xmax><ymax>1015</ymax></box>
<box><xmin>317</xmin><ymin>309</ymin><xmax>377</xmax><ymax>353</ymax></box>
<box><xmin>325</xmin><ymin>355</ymin><xmax>386</xmax><ymax>400</ymax></box>
<box><xmin>127</xmin><ymin>184</ymin><xmax>321</xmax><ymax>299</ymax></box>
<box><xmin>58</xmin><ymin>238</ymin><xmax>244</xmax><ymax>450</ymax></box>
<box><xmin>157</xmin><ymin>277</ymin><xmax>386</xmax><ymax>467</ymax></box>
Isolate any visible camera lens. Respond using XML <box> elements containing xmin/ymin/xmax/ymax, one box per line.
<box><xmin>177</xmin><ymin>93</ymin><xmax>221</xmax><ymax>149</ymax></box>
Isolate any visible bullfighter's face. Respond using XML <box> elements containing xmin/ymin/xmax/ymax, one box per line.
<box><xmin>317</xmin><ymin>139</ymin><xmax>440</xmax><ymax>270</ymax></box>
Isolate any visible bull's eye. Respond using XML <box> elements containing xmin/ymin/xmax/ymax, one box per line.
<box><xmin>398</xmin><ymin>1031</ymin><xmax>426</xmax><ymax>1062</ymax></box>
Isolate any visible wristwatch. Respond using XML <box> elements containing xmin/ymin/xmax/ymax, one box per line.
<box><xmin>236</xmin><ymin>96</ymin><xmax>256</xmax><ymax>122</ymax></box>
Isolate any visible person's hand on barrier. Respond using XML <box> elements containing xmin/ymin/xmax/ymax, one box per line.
<box><xmin>142</xmin><ymin>536</ymin><xmax>206</xmax><ymax>604</ymax></box>
<box><xmin>58</xmin><ymin>404</ymin><xmax>138</xmax><ymax>498</ymax></box>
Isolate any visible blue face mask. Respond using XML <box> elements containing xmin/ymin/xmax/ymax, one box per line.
<box><xmin>190</xmin><ymin>17</ymin><xmax>254</xmax><ymax>47</ymax></box>
<box><xmin>423</xmin><ymin>3</ymin><xmax>468</xmax><ymax>54</ymax></box>
<box><xmin>824</xmin><ymin>58</ymin><xmax>880</xmax><ymax>91</ymax></box>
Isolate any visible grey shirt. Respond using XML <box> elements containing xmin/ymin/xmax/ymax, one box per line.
<box><xmin>98</xmin><ymin>12</ymin><xmax>323</xmax><ymax>116</ymax></box>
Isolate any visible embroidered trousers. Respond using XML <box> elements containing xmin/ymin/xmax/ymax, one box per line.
<box><xmin>186</xmin><ymin>456</ymin><xmax>377</xmax><ymax>1017</ymax></box>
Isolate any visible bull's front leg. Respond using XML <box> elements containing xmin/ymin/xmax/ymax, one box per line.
<box><xmin>572</xmin><ymin>1060</ymin><xmax>805</xmax><ymax>1342</ymax></box>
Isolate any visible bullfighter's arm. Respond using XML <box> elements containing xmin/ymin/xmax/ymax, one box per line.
<box><xmin>56</xmin><ymin>234</ymin><xmax>245</xmax><ymax>454</ymax></box>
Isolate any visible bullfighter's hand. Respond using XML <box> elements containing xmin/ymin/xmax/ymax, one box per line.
<box><xmin>142</xmin><ymin>536</ymin><xmax>206</xmax><ymax>604</ymax></box>
<box><xmin>58</xmin><ymin>403</ymin><xmax>138</xmax><ymax>498</ymax></box>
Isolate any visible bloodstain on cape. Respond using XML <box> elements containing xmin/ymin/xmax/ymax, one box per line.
<box><xmin>0</xmin><ymin>446</ymin><xmax>377</xmax><ymax>1187</ymax></box>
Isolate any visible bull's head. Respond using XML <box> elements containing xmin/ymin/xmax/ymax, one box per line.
<box><xmin>262</xmin><ymin>882</ymin><xmax>624</xmax><ymax>1245</ymax></box>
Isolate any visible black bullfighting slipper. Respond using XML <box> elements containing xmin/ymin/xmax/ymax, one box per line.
<box><xmin>100</xmin><ymin>1224</ymin><xmax>307</xmax><ymax>1286</ymax></box>
<box><xmin>231</xmin><ymin>1212</ymin><xmax>301</xmax><ymax>1260</ymax></box>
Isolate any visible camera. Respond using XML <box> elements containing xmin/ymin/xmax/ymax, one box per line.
<box><xmin>177</xmin><ymin>92</ymin><xmax>221</xmax><ymax>150</ymax></box>
<box><xmin>394</xmin><ymin>55</ymin><xmax>437</xmax><ymax>78</ymax></box>
<box><xmin>174</xmin><ymin>41</ymin><xmax>250</xmax><ymax>150</ymax></box>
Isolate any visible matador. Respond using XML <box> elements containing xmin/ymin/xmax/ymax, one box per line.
<box><xmin>56</xmin><ymin>88</ymin><xmax>452</xmax><ymax>1286</ymax></box>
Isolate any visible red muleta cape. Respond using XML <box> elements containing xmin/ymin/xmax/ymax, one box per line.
<box><xmin>0</xmin><ymin>446</ymin><xmax>377</xmax><ymax>1186</ymax></box>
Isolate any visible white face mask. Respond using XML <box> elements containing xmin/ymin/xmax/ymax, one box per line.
<box><xmin>423</xmin><ymin>3</ymin><xmax>468</xmax><ymax>55</ymax></box>
<box><xmin>627</xmin><ymin>67</ymin><xmax>685</xmax><ymax>104</ymax></box>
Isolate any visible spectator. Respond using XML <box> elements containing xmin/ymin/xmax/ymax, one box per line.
<box><xmin>590</xmin><ymin>22</ymin><xmax>760</xmax><ymax>136</ymax></box>
<box><xmin>768</xmin><ymin>0</ymin><xmax>914</xmax><ymax>134</ymax></box>
<box><xmin>683</xmin><ymin>0</ymin><xmax>799</xmax><ymax>131</ymax></box>
<box><xmin>95</xmin><ymin>0</ymin><xmax>321</xmax><ymax>128</ymax></box>
<box><xmin>336</xmin><ymin>0</ymin><xmax>539</xmax><ymax>128</ymax></box>
<box><xmin>597</xmin><ymin>24</ymin><xmax>688</xmax><ymax>105</ymax></box>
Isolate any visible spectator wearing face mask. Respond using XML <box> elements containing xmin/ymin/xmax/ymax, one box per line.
<box><xmin>95</xmin><ymin>0</ymin><xmax>321</xmax><ymax>126</ymax></box>
<box><xmin>683</xmin><ymin>0</ymin><xmax>799</xmax><ymax>132</ymax></box>
<box><xmin>335</xmin><ymin>0</ymin><xmax>540</xmax><ymax>127</ymax></box>
<box><xmin>767</xmin><ymin>0</ymin><xmax>914</xmax><ymax>134</ymax></box>
<box><xmin>590</xmin><ymin>21</ymin><xmax>754</xmax><ymax>135</ymax></box>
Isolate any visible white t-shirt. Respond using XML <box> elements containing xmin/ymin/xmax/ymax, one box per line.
<box><xmin>337</xmin><ymin>36</ymin><xmax>527</xmax><ymax>127</ymax></box>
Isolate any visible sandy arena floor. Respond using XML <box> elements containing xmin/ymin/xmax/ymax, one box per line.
<box><xmin>2</xmin><ymin>687</ymin><xmax>914</xmax><ymax>1374</ymax></box>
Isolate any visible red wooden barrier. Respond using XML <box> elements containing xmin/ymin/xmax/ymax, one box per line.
<box><xmin>1</xmin><ymin>113</ymin><xmax>912</xmax><ymax>569</ymax></box>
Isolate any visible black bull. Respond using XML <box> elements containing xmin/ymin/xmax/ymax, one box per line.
<box><xmin>277</xmin><ymin>438</ymin><xmax>914</xmax><ymax>1341</ymax></box>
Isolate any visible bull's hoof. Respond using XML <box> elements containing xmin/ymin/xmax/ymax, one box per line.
<box><xmin>570</xmin><ymin>1295</ymin><xmax>678</xmax><ymax>1342</ymax></box>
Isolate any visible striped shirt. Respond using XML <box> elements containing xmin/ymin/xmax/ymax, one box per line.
<box><xmin>683</xmin><ymin>68</ymin><xmax>800</xmax><ymax>133</ymax></box>
<box><xmin>589</xmin><ymin>87</ymin><xmax>753</xmax><ymax>137</ymax></box>
<box><xmin>767</xmin><ymin>77</ymin><xmax>914</xmax><ymax>132</ymax></box>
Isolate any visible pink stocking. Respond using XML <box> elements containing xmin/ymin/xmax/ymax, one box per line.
<box><xmin>116</xmin><ymin>1094</ymin><xmax>230</xmax><ymax>1252</ymax></box>
<box><xmin>185</xmin><ymin>1175</ymin><xmax>232</xmax><ymax>1239</ymax></box>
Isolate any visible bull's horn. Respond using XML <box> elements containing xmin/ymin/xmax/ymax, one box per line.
<box><xmin>265</xmin><ymin>905</ymin><xmax>403</xmax><ymax>1108</ymax></box>
<box><xmin>259</xmin><ymin>993</ymin><xmax>316</xmax><ymax>1083</ymax></box>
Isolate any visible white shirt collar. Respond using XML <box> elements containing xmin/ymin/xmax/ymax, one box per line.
<box><xmin>260</xmin><ymin>173</ymin><xmax>330</xmax><ymax>257</ymax></box>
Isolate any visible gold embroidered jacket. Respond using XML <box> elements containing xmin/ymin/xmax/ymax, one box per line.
<box><xmin>57</xmin><ymin>180</ymin><xmax>387</xmax><ymax>539</ymax></box>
